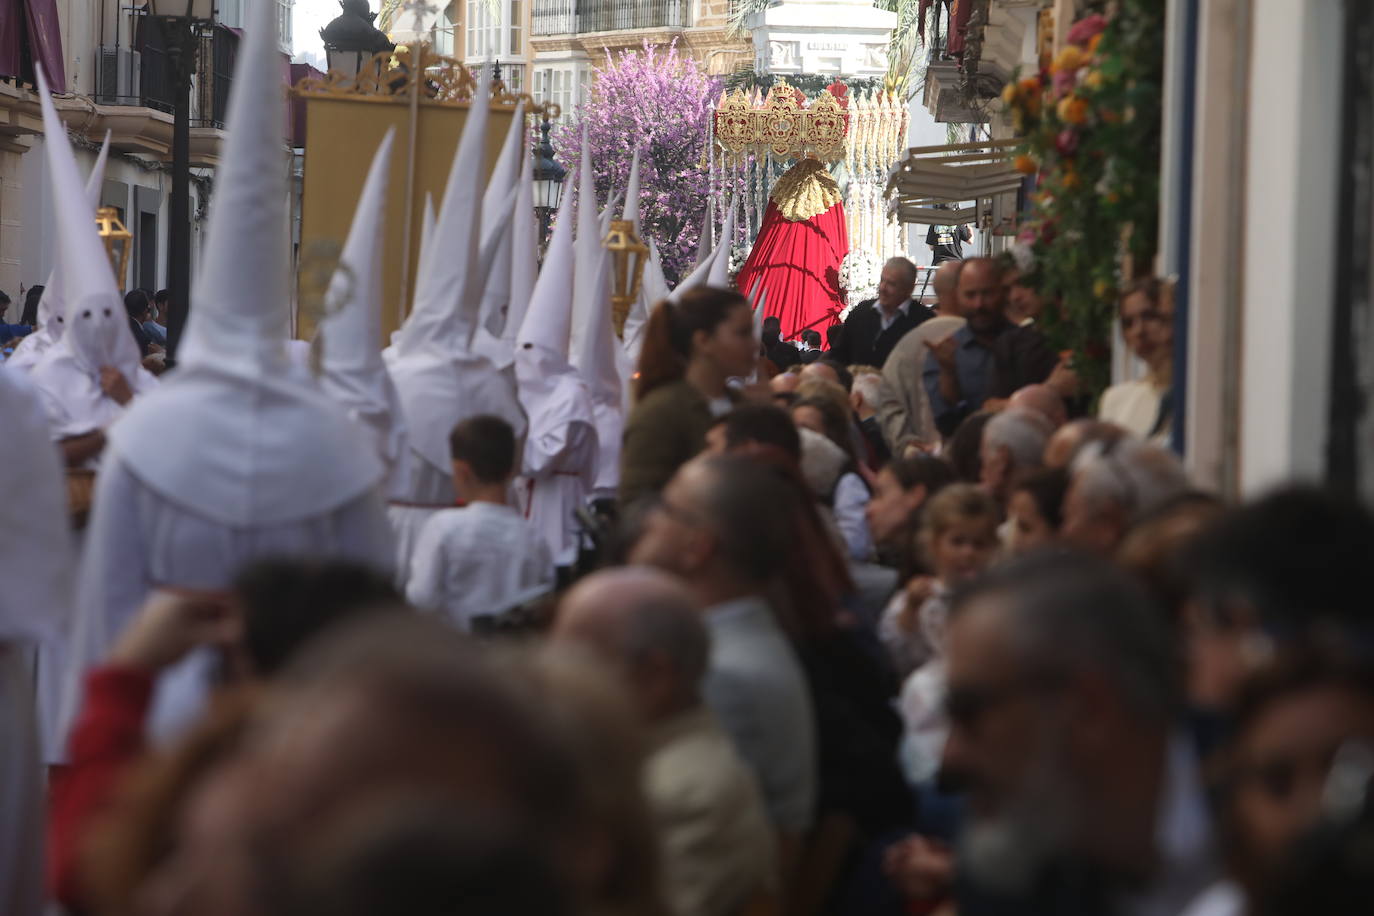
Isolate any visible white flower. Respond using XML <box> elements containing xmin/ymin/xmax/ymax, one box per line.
<box><xmin>839</xmin><ymin>251</ymin><xmax>882</xmax><ymax>305</ymax></box>
<box><xmin>728</xmin><ymin>242</ymin><xmax>753</xmax><ymax>279</ymax></box>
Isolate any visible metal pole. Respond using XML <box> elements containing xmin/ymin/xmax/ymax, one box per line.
<box><xmin>164</xmin><ymin>20</ymin><xmax>195</xmax><ymax>366</ymax></box>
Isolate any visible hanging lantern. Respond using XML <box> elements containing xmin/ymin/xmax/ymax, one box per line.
<box><xmin>603</xmin><ymin>218</ymin><xmax>648</xmax><ymax>338</ymax></box>
<box><xmin>95</xmin><ymin>206</ymin><xmax>132</xmax><ymax>291</ymax></box>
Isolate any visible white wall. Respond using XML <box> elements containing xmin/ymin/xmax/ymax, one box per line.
<box><xmin>1236</xmin><ymin>0</ymin><xmax>1344</xmax><ymax>494</ymax></box>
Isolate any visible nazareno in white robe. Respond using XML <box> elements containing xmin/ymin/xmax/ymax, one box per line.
<box><xmin>64</xmin><ymin>449</ymin><xmax>395</xmax><ymax>742</ymax></box>
<box><xmin>517</xmin><ymin>372</ymin><xmax>599</xmax><ymax>568</ymax></box>
<box><xmin>0</xmin><ymin>365</ymin><xmax>72</xmax><ymax>916</ymax></box>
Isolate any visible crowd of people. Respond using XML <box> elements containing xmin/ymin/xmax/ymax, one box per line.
<box><xmin>3</xmin><ymin>5</ymin><xmax>1373</xmax><ymax>916</ymax></box>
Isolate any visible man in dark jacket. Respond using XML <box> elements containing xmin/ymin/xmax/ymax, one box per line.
<box><xmin>830</xmin><ymin>257</ymin><xmax>933</xmax><ymax>369</ymax></box>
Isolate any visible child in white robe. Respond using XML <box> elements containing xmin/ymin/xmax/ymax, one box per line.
<box><xmin>407</xmin><ymin>414</ymin><xmax>555</xmax><ymax>631</ymax></box>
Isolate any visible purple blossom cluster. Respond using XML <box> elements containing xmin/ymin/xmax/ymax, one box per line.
<box><xmin>552</xmin><ymin>40</ymin><xmax>726</xmax><ymax>286</ymax></box>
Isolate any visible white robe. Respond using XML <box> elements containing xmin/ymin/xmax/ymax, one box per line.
<box><xmin>3</xmin><ymin>329</ymin><xmax>51</xmax><ymax>373</ymax></box>
<box><xmin>0</xmin><ymin>366</ymin><xmax>69</xmax><ymax>916</ymax></box>
<box><xmin>28</xmin><ymin>346</ymin><xmax>157</xmax><ymax>442</ymax></box>
<box><xmin>519</xmin><ymin>375</ymin><xmax>598</xmax><ymax>567</ymax></box>
<box><xmin>61</xmin><ymin>453</ymin><xmax>395</xmax><ymax>743</ymax></box>
<box><xmin>385</xmin><ymin>451</ymin><xmax>455</xmax><ymax>586</ymax></box>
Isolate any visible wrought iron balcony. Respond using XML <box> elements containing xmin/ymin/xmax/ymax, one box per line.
<box><xmin>532</xmin><ymin>0</ymin><xmax>691</xmax><ymax>36</ymax></box>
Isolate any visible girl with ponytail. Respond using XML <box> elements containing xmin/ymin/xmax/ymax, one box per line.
<box><xmin>619</xmin><ymin>287</ymin><xmax>756</xmax><ymax>506</ymax></box>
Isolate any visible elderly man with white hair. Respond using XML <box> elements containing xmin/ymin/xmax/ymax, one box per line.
<box><xmin>980</xmin><ymin>408</ymin><xmax>1053</xmax><ymax>508</ymax></box>
<box><xmin>1062</xmin><ymin>438</ymin><xmax>1192</xmax><ymax>554</ymax></box>
<box><xmin>830</xmin><ymin>256</ymin><xmax>935</xmax><ymax>368</ymax></box>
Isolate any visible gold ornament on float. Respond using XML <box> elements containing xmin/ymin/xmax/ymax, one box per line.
<box><xmin>712</xmin><ymin>80</ymin><xmax>850</xmax><ymax>164</ymax></box>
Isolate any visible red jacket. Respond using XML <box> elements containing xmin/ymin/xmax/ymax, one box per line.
<box><xmin>47</xmin><ymin>665</ymin><xmax>154</xmax><ymax>910</ymax></box>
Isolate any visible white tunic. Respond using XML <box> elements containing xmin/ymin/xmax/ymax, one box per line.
<box><xmin>405</xmin><ymin>501</ymin><xmax>554</xmax><ymax>631</ymax></box>
<box><xmin>61</xmin><ymin>453</ymin><xmax>395</xmax><ymax>742</ymax></box>
<box><xmin>519</xmin><ymin>374</ymin><xmax>598</xmax><ymax>567</ymax></box>
<box><xmin>386</xmin><ymin>453</ymin><xmax>455</xmax><ymax>586</ymax></box>
<box><xmin>0</xmin><ymin>366</ymin><xmax>70</xmax><ymax>916</ymax></box>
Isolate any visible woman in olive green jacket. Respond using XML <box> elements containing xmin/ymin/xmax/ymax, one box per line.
<box><xmin>619</xmin><ymin>287</ymin><xmax>758</xmax><ymax>506</ymax></box>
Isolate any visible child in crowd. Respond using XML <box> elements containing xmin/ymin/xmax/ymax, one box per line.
<box><xmin>881</xmin><ymin>484</ymin><xmax>1000</xmax><ymax>785</ymax></box>
<box><xmin>880</xmin><ymin>484</ymin><xmax>1001</xmax><ymax>678</ymax></box>
<box><xmin>406</xmin><ymin>415</ymin><xmax>555</xmax><ymax>632</ymax></box>
<box><xmin>1006</xmin><ymin>466</ymin><xmax>1069</xmax><ymax>555</ymax></box>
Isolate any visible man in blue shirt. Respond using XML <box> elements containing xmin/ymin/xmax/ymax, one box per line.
<box><xmin>922</xmin><ymin>257</ymin><xmax>1013</xmax><ymax>437</ymax></box>
<box><xmin>0</xmin><ymin>290</ymin><xmax>31</xmax><ymax>345</ymax></box>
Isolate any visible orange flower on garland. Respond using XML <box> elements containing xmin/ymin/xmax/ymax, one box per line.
<box><xmin>1057</xmin><ymin>96</ymin><xmax>1090</xmax><ymax>125</ymax></box>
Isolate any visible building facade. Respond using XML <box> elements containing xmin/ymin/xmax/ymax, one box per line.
<box><xmin>528</xmin><ymin>0</ymin><xmax>748</xmax><ymax>121</ymax></box>
<box><xmin>0</xmin><ymin>0</ymin><xmax>296</xmax><ymax>300</ymax></box>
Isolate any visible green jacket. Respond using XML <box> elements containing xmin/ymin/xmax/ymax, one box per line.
<box><xmin>619</xmin><ymin>379</ymin><xmax>718</xmax><ymax>507</ymax></box>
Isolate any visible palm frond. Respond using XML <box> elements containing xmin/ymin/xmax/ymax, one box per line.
<box><xmin>725</xmin><ymin>0</ymin><xmax>777</xmax><ymax>39</ymax></box>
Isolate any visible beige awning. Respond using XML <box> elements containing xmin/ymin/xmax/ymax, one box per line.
<box><xmin>886</xmin><ymin>139</ymin><xmax>1022</xmax><ymax>225</ymax></box>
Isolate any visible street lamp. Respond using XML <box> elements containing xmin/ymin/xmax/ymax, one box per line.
<box><xmin>603</xmin><ymin>219</ymin><xmax>648</xmax><ymax>338</ymax></box>
<box><xmin>321</xmin><ymin>0</ymin><xmax>395</xmax><ymax>83</ymax></box>
<box><xmin>95</xmin><ymin>207</ymin><xmax>134</xmax><ymax>292</ymax></box>
<box><xmin>532</xmin><ymin>114</ymin><xmax>565</xmax><ymax>249</ymax></box>
<box><xmin>144</xmin><ymin>0</ymin><xmax>214</xmax><ymax>366</ymax></box>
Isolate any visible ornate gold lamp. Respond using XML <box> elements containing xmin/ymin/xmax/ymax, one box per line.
<box><xmin>604</xmin><ymin>219</ymin><xmax>649</xmax><ymax>339</ymax></box>
<box><xmin>95</xmin><ymin>206</ymin><xmax>132</xmax><ymax>291</ymax></box>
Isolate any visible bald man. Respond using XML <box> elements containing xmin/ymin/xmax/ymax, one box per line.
<box><xmin>554</xmin><ymin>569</ymin><xmax>777</xmax><ymax>916</ymax></box>
<box><xmin>629</xmin><ymin>456</ymin><xmax>817</xmax><ymax>841</ymax></box>
<box><xmin>1044</xmin><ymin>418</ymin><xmax>1128</xmax><ymax>469</ymax></box>
<box><xmin>1009</xmin><ymin>383</ymin><xmax>1067</xmax><ymax>429</ymax></box>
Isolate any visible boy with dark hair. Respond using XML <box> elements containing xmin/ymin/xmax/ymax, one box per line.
<box><xmin>406</xmin><ymin>415</ymin><xmax>554</xmax><ymax>632</ymax></box>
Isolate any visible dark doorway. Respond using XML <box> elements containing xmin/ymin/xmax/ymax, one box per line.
<box><xmin>138</xmin><ymin>210</ymin><xmax>158</xmax><ymax>292</ymax></box>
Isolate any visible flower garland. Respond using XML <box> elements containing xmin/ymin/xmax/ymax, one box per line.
<box><xmin>1002</xmin><ymin>2</ymin><xmax>1164</xmax><ymax>397</ymax></box>
<box><xmin>838</xmin><ymin>250</ymin><xmax>882</xmax><ymax>306</ymax></box>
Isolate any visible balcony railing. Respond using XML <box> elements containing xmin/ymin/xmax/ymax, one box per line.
<box><xmin>532</xmin><ymin>0</ymin><xmax>690</xmax><ymax>36</ymax></box>
<box><xmin>96</xmin><ymin>14</ymin><xmax>235</xmax><ymax>127</ymax></box>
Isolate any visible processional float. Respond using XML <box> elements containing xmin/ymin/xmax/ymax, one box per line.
<box><xmin>708</xmin><ymin>80</ymin><xmax>908</xmax><ymax>337</ymax></box>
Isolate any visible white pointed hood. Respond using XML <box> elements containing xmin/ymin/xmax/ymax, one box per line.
<box><xmin>501</xmin><ymin>138</ymin><xmax>538</xmax><ymax>365</ymax></box>
<box><xmin>570</xmin><ymin>130</ymin><xmax>622</xmax><ymax>494</ymax></box>
<box><xmin>176</xmin><ymin>0</ymin><xmax>296</xmax><ymax>378</ymax></box>
<box><xmin>513</xmin><ymin>154</ymin><xmax>599</xmax><ymax>563</ymax></box>
<box><xmin>27</xmin><ymin>69</ymin><xmax>153</xmax><ymax>440</ymax></box>
<box><xmin>417</xmin><ymin>193</ymin><xmax>437</xmax><ymax>274</ymax></box>
<box><xmin>317</xmin><ymin>128</ymin><xmax>408</xmax><ymax>475</ymax></box>
<box><xmin>471</xmin><ymin>103</ymin><xmax>524</xmax><ymax>350</ymax></box>
<box><xmin>706</xmin><ymin>193</ymin><xmax>739</xmax><ymax>288</ymax></box>
<box><xmin>5</xmin><ymin>134</ymin><xmax>109</xmax><ymax>373</ymax></box>
<box><xmin>515</xmin><ymin>158</ymin><xmax>578</xmax><ymax>393</ymax></box>
<box><xmin>107</xmin><ymin>0</ymin><xmax>383</xmax><ymax>527</ymax></box>
<box><xmin>387</xmin><ymin>75</ymin><xmax>525</xmax><ymax>477</ymax></box>
<box><xmin>480</xmin><ymin>102</ymin><xmax>524</xmax><ymax>249</ymax></box>
<box><xmin>693</xmin><ymin>197</ymin><xmax>715</xmax><ymax>270</ymax></box>
<box><xmin>392</xmin><ymin>69</ymin><xmax>491</xmax><ymax>359</ymax></box>
<box><xmin>598</xmin><ymin>188</ymin><xmax>622</xmax><ymax>238</ymax></box>
<box><xmin>32</xmin><ymin>73</ymin><xmax>140</xmax><ymax>383</ymax></box>
<box><xmin>623</xmin><ymin>236</ymin><xmax>668</xmax><ymax>363</ymax></box>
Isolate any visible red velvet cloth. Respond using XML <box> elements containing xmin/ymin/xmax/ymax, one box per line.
<box><xmin>736</xmin><ymin>199</ymin><xmax>849</xmax><ymax>341</ymax></box>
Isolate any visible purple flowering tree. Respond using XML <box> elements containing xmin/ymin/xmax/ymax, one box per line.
<box><xmin>554</xmin><ymin>41</ymin><xmax>724</xmax><ymax>286</ymax></box>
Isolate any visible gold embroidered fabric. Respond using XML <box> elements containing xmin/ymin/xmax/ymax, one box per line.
<box><xmin>769</xmin><ymin>159</ymin><xmax>843</xmax><ymax>222</ymax></box>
